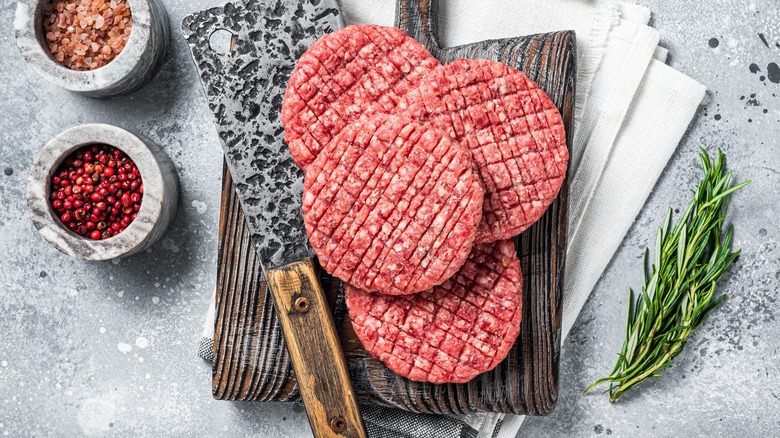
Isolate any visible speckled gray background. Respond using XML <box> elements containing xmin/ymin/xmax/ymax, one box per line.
<box><xmin>0</xmin><ymin>0</ymin><xmax>778</xmax><ymax>437</ymax></box>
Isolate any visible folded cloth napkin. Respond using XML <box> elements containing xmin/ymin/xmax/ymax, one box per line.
<box><xmin>198</xmin><ymin>1</ymin><xmax>706</xmax><ymax>437</ymax></box>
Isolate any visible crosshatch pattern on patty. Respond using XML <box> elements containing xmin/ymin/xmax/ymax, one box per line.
<box><xmin>398</xmin><ymin>58</ymin><xmax>569</xmax><ymax>244</ymax></box>
<box><xmin>282</xmin><ymin>24</ymin><xmax>439</xmax><ymax>169</ymax></box>
<box><xmin>345</xmin><ymin>240</ymin><xmax>523</xmax><ymax>384</ymax></box>
<box><xmin>303</xmin><ymin>114</ymin><xmax>484</xmax><ymax>296</ymax></box>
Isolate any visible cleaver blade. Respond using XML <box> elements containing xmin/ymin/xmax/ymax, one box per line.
<box><xmin>182</xmin><ymin>1</ymin><xmax>366</xmax><ymax>437</ymax></box>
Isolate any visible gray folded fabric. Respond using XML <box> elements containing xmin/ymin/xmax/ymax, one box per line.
<box><xmin>196</xmin><ymin>337</ymin><xmax>489</xmax><ymax>438</ymax></box>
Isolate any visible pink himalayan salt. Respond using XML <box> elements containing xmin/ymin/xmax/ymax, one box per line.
<box><xmin>43</xmin><ymin>0</ymin><xmax>132</xmax><ymax>71</ymax></box>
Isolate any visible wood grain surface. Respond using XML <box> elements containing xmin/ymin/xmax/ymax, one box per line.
<box><xmin>211</xmin><ymin>0</ymin><xmax>575</xmax><ymax>416</ymax></box>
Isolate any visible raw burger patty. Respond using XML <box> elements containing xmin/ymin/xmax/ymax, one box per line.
<box><xmin>346</xmin><ymin>240</ymin><xmax>523</xmax><ymax>384</ymax></box>
<box><xmin>282</xmin><ymin>24</ymin><xmax>439</xmax><ymax>169</ymax></box>
<box><xmin>398</xmin><ymin>58</ymin><xmax>569</xmax><ymax>243</ymax></box>
<box><xmin>303</xmin><ymin>114</ymin><xmax>483</xmax><ymax>296</ymax></box>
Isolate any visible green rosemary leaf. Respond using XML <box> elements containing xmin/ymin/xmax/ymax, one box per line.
<box><xmin>584</xmin><ymin>149</ymin><xmax>749</xmax><ymax>402</ymax></box>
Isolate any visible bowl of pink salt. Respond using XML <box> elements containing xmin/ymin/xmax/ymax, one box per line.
<box><xmin>14</xmin><ymin>0</ymin><xmax>170</xmax><ymax>98</ymax></box>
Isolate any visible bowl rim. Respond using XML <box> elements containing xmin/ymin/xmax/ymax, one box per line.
<box><xmin>27</xmin><ymin>123</ymin><xmax>166</xmax><ymax>260</ymax></box>
<box><xmin>14</xmin><ymin>0</ymin><xmax>150</xmax><ymax>93</ymax></box>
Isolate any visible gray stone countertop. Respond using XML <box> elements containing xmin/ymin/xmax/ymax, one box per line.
<box><xmin>0</xmin><ymin>0</ymin><xmax>777</xmax><ymax>436</ymax></box>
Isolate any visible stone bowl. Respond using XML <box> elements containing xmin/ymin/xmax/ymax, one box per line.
<box><xmin>14</xmin><ymin>0</ymin><xmax>170</xmax><ymax>98</ymax></box>
<box><xmin>27</xmin><ymin>124</ymin><xmax>179</xmax><ymax>260</ymax></box>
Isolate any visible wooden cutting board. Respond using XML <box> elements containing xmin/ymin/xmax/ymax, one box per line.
<box><xmin>184</xmin><ymin>0</ymin><xmax>574</xmax><ymax>416</ymax></box>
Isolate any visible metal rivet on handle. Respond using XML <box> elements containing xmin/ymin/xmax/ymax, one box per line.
<box><xmin>330</xmin><ymin>416</ymin><xmax>346</xmax><ymax>433</ymax></box>
<box><xmin>294</xmin><ymin>296</ymin><xmax>310</xmax><ymax>313</ymax></box>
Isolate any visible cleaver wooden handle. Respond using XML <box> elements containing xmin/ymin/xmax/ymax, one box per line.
<box><xmin>265</xmin><ymin>258</ymin><xmax>367</xmax><ymax>438</ymax></box>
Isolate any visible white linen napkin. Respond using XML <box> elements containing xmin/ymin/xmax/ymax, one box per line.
<box><xmin>563</xmin><ymin>59</ymin><xmax>706</xmax><ymax>341</ymax></box>
<box><xmin>198</xmin><ymin>1</ymin><xmax>706</xmax><ymax>437</ymax></box>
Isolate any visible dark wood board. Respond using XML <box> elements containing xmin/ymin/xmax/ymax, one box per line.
<box><xmin>201</xmin><ymin>0</ymin><xmax>574</xmax><ymax>416</ymax></box>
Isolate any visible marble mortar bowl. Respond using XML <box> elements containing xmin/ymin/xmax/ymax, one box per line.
<box><xmin>27</xmin><ymin>124</ymin><xmax>179</xmax><ymax>260</ymax></box>
<box><xmin>14</xmin><ymin>0</ymin><xmax>170</xmax><ymax>98</ymax></box>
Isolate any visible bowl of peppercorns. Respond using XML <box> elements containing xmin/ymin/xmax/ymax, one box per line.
<box><xmin>27</xmin><ymin>123</ymin><xmax>179</xmax><ymax>260</ymax></box>
<box><xmin>14</xmin><ymin>0</ymin><xmax>169</xmax><ymax>98</ymax></box>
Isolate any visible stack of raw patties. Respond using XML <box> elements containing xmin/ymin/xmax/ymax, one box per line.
<box><xmin>281</xmin><ymin>24</ymin><xmax>568</xmax><ymax>384</ymax></box>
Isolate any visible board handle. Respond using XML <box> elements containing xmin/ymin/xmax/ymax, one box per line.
<box><xmin>395</xmin><ymin>0</ymin><xmax>441</xmax><ymax>51</ymax></box>
<box><xmin>265</xmin><ymin>259</ymin><xmax>367</xmax><ymax>438</ymax></box>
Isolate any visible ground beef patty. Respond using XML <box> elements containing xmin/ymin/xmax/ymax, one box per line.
<box><xmin>282</xmin><ymin>24</ymin><xmax>439</xmax><ymax>170</ymax></box>
<box><xmin>398</xmin><ymin>58</ymin><xmax>569</xmax><ymax>243</ymax></box>
<box><xmin>346</xmin><ymin>240</ymin><xmax>523</xmax><ymax>384</ymax></box>
<box><xmin>303</xmin><ymin>114</ymin><xmax>483</xmax><ymax>296</ymax></box>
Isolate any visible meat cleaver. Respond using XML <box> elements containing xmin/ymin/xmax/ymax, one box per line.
<box><xmin>182</xmin><ymin>1</ymin><xmax>366</xmax><ymax>437</ymax></box>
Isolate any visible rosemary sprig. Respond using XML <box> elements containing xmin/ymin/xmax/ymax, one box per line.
<box><xmin>584</xmin><ymin>148</ymin><xmax>750</xmax><ymax>403</ymax></box>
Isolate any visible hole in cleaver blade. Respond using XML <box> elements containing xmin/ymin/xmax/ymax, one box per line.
<box><xmin>209</xmin><ymin>28</ymin><xmax>236</xmax><ymax>55</ymax></box>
